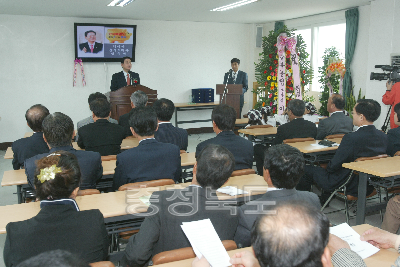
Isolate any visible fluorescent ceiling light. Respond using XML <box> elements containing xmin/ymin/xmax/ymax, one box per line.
<box><xmin>108</xmin><ymin>0</ymin><xmax>135</xmax><ymax>7</ymax></box>
<box><xmin>211</xmin><ymin>0</ymin><xmax>258</xmax><ymax>11</ymax></box>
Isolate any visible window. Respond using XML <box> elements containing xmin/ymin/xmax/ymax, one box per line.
<box><xmin>294</xmin><ymin>23</ymin><xmax>346</xmax><ymax>91</ymax></box>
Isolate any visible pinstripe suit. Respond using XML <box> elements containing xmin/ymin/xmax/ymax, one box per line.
<box><xmin>223</xmin><ymin>70</ymin><xmax>248</xmax><ymax>114</ymax></box>
<box><xmin>154</xmin><ymin>122</ymin><xmax>188</xmax><ymax>151</ymax></box>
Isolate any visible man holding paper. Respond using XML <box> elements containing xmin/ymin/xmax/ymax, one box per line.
<box><xmin>194</xmin><ymin>202</ymin><xmax>367</xmax><ymax>267</ymax></box>
<box><xmin>121</xmin><ymin>144</ymin><xmax>238</xmax><ymax>267</ymax></box>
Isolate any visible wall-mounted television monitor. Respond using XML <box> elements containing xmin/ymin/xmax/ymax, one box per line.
<box><xmin>74</xmin><ymin>23</ymin><xmax>136</xmax><ymax>62</ymax></box>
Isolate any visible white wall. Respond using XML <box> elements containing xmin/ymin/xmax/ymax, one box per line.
<box><xmin>363</xmin><ymin>0</ymin><xmax>397</xmax><ymax>129</ymax></box>
<box><xmin>0</xmin><ymin>15</ymin><xmax>255</xmax><ymax>143</ymax></box>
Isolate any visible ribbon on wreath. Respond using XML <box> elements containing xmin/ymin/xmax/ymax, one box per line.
<box><xmin>326</xmin><ymin>58</ymin><xmax>346</xmax><ymax>95</ymax></box>
<box><xmin>276</xmin><ymin>33</ymin><xmax>302</xmax><ymax>115</ymax></box>
<box><xmin>73</xmin><ymin>58</ymin><xmax>86</xmax><ymax>87</ymax></box>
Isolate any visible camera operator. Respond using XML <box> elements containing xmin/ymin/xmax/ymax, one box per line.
<box><xmin>382</xmin><ymin>80</ymin><xmax>400</xmax><ymax>129</ymax></box>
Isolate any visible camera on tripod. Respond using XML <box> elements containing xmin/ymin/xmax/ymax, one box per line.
<box><xmin>370</xmin><ymin>65</ymin><xmax>400</xmax><ymax>83</ymax></box>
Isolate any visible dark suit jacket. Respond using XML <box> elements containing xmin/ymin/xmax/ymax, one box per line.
<box><xmin>110</xmin><ymin>71</ymin><xmax>140</xmax><ymax>91</ymax></box>
<box><xmin>3</xmin><ymin>204</ymin><xmax>108</xmax><ymax>266</ymax></box>
<box><xmin>307</xmin><ymin>125</ymin><xmax>388</xmax><ymax>196</ymax></box>
<box><xmin>25</xmin><ymin>146</ymin><xmax>102</xmax><ymax>190</ymax></box>
<box><xmin>387</xmin><ymin>127</ymin><xmax>400</xmax><ymax>156</ymax></box>
<box><xmin>122</xmin><ymin>186</ymin><xmax>238</xmax><ymax>266</ymax></box>
<box><xmin>12</xmin><ymin>132</ymin><xmax>49</xmax><ymax>170</ymax></box>
<box><xmin>79</xmin><ymin>42</ymin><xmax>103</xmax><ymax>53</ymax></box>
<box><xmin>77</xmin><ymin>119</ymin><xmax>126</xmax><ymax>156</ymax></box>
<box><xmin>113</xmin><ymin>139</ymin><xmax>181</xmax><ymax>190</ymax></box>
<box><xmin>223</xmin><ymin>70</ymin><xmax>248</xmax><ymax>92</ymax></box>
<box><xmin>154</xmin><ymin>123</ymin><xmax>188</xmax><ymax>151</ymax></box>
<box><xmin>234</xmin><ymin>188</ymin><xmax>320</xmax><ymax>247</ymax></box>
<box><xmin>316</xmin><ymin>111</ymin><xmax>353</xmax><ymax>140</ymax></box>
<box><xmin>272</xmin><ymin>118</ymin><xmax>317</xmax><ymax>145</ymax></box>
<box><xmin>118</xmin><ymin>111</ymin><xmax>133</xmax><ymax>137</ymax></box>
<box><xmin>195</xmin><ymin>131</ymin><xmax>253</xmax><ymax>170</ymax></box>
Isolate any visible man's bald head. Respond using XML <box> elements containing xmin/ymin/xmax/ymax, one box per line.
<box><xmin>25</xmin><ymin>104</ymin><xmax>50</xmax><ymax>132</ymax></box>
<box><xmin>252</xmin><ymin>202</ymin><xmax>330</xmax><ymax>267</ymax></box>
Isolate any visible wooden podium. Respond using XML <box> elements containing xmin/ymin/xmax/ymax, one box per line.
<box><xmin>216</xmin><ymin>84</ymin><xmax>242</xmax><ymax>119</ymax></box>
<box><xmin>109</xmin><ymin>85</ymin><xmax>157</xmax><ymax>121</ymax></box>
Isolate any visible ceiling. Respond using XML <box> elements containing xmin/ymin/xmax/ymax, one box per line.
<box><xmin>0</xmin><ymin>0</ymin><xmax>372</xmax><ymax>24</ymax></box>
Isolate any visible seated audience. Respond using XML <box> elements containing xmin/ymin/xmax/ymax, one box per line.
<box><xmin>122</xmin><ymin>144</ymin><xmax>238</xmax><ymax>267</ymax></box>
<box><xmin>303</xmin><ymin>102</ymin><xmax>320</xmax><ymax>123</ymax></box>
<box><xmin>272</xmin><ymin>99</ymin><xmax>317</xmax><ymax>145</ymax></box>
<box><xmin>387</xmin><ymin>102</ymin><xmax>400</xmax><ymax>156</ymax></box>
<box><xmin>25</xmin><ymin>112</ymin><xmax>102</xmax><ymax>190</ymax></box>
<box><xmin>4</xmin><ymin>152</ymin><xmax>108</xmax><ymax>266</ymax></box>
<box><xmin>297</xmin><ymin>99</ymin><xmax>388</xmax><ymax>202</ymax></box>
<box><xmin>76</xmin><ymin>92</ymin><xmax>118</xmax><ymax>142</ymax></box>
<box><xmin>316</xmin><ymin>94</ymin><xmax>353</xmax><ymax>140</ymax></box>
<box><xmin>113</xmin><ymin>106</ymin><xmax>181</xmax><ymax>190</ymax></box>
<box><xmin>153</xmin><ymin>98</ymin><xmax>188</xmax><ymax>150</ymax></box>
<box><xmin>77</xmin><ymin>98</ymin><xmax>126</xmax><ymax>156</ymax></box>
<box><xmin>195</xmin><ymin>104</ymin><xmax>253</xmax><ymax>170</ymax></box>
<box><xmin>12</xmin><ymin>104</ymin><xmax>50</xmax><ymax>170</ymax></box>
<box><xmin>16</xmin><ymin>250</ymin><xmax>90</xmax><ymax>267</ymax></box>
<box><xmin>118</xmin><ymin>90</ymin><xmax>148</xmax><ymax>136</ymax></box>
<box><xmin>194</xmin><ymin>201</ymin><xmax>365</xmax><ymax>267</ymax></box>
<box><xmin>234</xmin><ymin>144</ymin><xmax>321</xmax><ymax>247</ymax></box>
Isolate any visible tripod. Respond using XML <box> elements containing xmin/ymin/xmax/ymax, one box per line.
<box><xmin>381</xmin><ymin>105</ymin><xmax>392</xmax><ymax>133</ymax></box>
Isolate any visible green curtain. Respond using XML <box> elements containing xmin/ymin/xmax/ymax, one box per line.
<box><xmin>343</xmin><ymin>8</ymin><xmax>359</xmax><ymax>101</ymax></box>
<box><xmin>274</xmin><ymin>21</ymin><xmax>284</xmax><ymax>32</ymax></box>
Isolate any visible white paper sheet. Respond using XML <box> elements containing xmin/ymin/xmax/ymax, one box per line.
<box><xmin>181</xmin><ymin>219</ymin><xmax>231</xmax><ymax>267</ymax></box>
<box><xmin>330</xmin><ymin>223</ymin><xmax>380</xmax><ymax>259</ymax></box>
<box><xmin>217</xmin><ymin>186</ymin><xmax>248</xmax><ymax>196</ymax></box>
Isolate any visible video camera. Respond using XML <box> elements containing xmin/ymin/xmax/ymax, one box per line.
<box><xmin>370</xmin><ymin>65</ymin><xmax>400</xmax><ymax>83</ymax></box>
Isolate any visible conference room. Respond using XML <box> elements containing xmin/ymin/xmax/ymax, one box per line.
<box><xmin>1</xmin><ymin>0</ymin><xmax>400</xmax><ymax>266</ymax></box>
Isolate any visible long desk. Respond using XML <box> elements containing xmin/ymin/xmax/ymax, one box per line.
<box><xmin>2</xmin><ymin>152</ymin><xmax>197</xmax><ymax>203</ymax></box>
<box><xmin>2</xmin><ymin>152</ymin><xmax>196</xmax><ymax>185</ymax></box>
<box><xmin>237</xmin><ymin>127</ymin><xmax>277</xmax><ymax>142</ymax></box>
<box><xmin>4</xmin><ymin>137</ymin><xmax>140</xmax><ymax>159</ymax></box>
<box><xmin>174</xmin><ymin>102</ymin><xmax>220</xmax><ymax>128</ymax></box>
<box><xmin>0</xmin><ymin>173</ymin><xmax>266</xmax><ymax>234</ymax></box>
<box><xmin>343</xmin><ymin>156</ymin><xmax>400</xmax><ymax>225</ymax></box>
<box><xmin>287</xmin><ymin>138</ymin><xmax>342</xmax><ymax>163</ymax></box>
<box><xmin>102</xmin><ymin>152</ymin><xmax>196</xmax><ymax>176</ymax></box>
<box><xmin>154</xmin><ymin>224</ymin><xmax>399</xmax><ymax>267</ymax></box>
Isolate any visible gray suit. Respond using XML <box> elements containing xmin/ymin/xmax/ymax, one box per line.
<box><xmin>76</xmin><ymin>116</ymin><xmax>118</xmax><ymax>142</ymax></box>
<box><xmin>234</xmin><ymin>188</ymin><xmax>320</xmax><ymax>247</ymax></box>
<box><xmin>316</xmin><ymin>111</ymin><xmax>353</xmax><ymax>140</ymax></box>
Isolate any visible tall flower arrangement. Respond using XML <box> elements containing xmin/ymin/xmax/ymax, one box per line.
<box><xmin>318</xmin><ymin>47</ymin><xmax>343</xmax><ymax>116</ymax></box>
<box><xmin>254</xmin><ymin>25</ymin><xmax>313</xmax><ymax>112</ymax></box>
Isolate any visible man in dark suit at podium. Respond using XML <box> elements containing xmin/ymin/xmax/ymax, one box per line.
<box><xmin>223</xmin><ymin>58</ymin><xmax>248</xmax><ymax>115</ymax></box>
<box><xmin>110</xmin><ymin>57</ymin><xmax>140</xmax><ymax>91</ymax></box>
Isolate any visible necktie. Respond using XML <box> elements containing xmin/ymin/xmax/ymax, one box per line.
<box><xmin>232</xmin><ymin>73</ymin><xmax>236</xmax><ymax>83</ymax></box>
<box><xmin>127</xmin><ymin>73</ymin><xmax>130</xmax><ymax>85</ymax></box>
<box><xmin>90</xmin><ymin>44</ymin><xmax>94</xmax><ymax>53</ymax></box>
